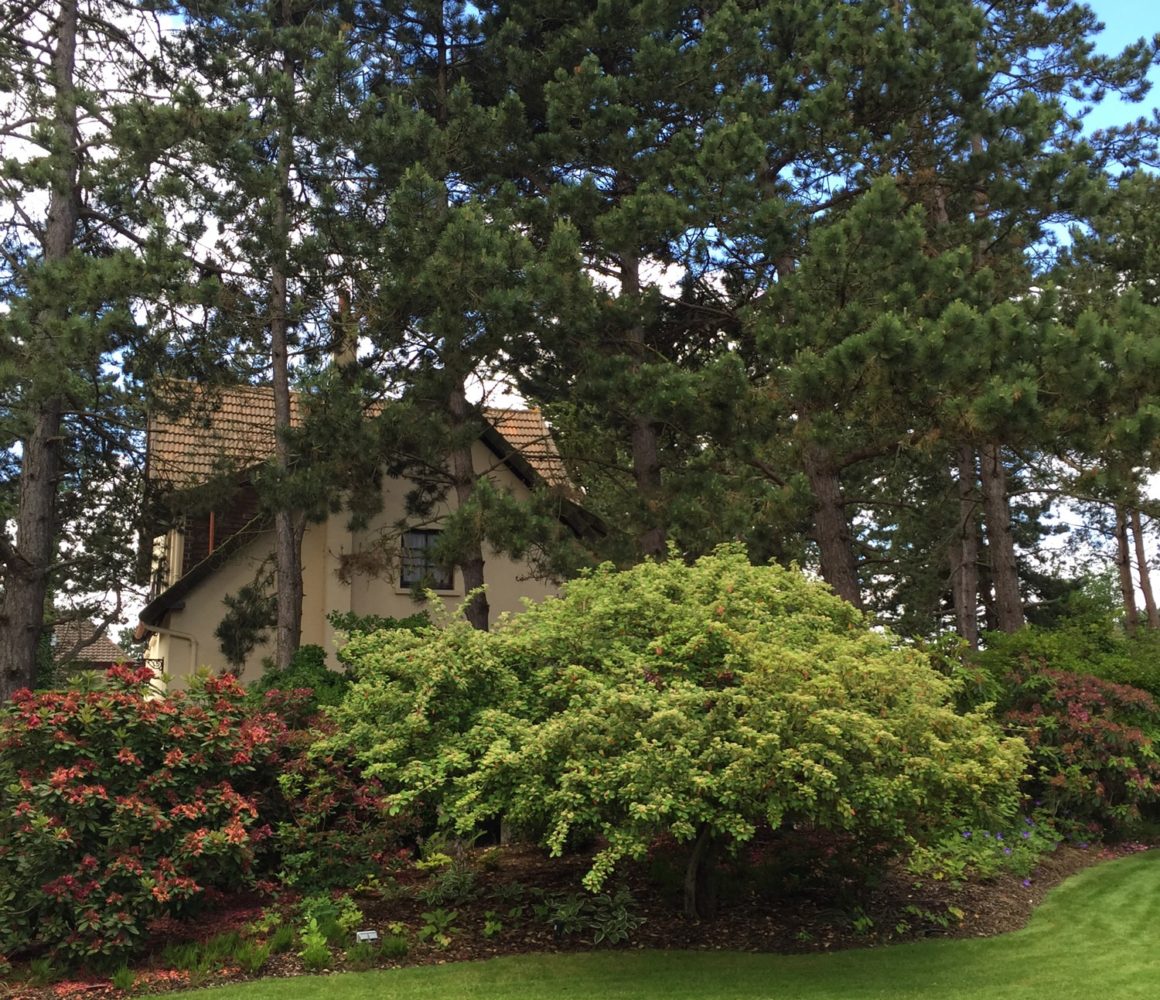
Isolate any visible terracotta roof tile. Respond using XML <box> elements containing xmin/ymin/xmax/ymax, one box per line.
<box><xmin>148</xmin><ymin>383</ymin><xmax>571</xmax><ymax>491</ymax></box>
<box><xmin>53</xmin><ymin>621</ymin><xmax>127</xmax><ymax>664</ymax></box>
<box><xmin>483</xmin><ymin>407</ymin><xmax>572</xmax><ymax>489</ymax></box>
<box><xmin>147</xmin><ymin>383</ymin><xmax>301</xmax><ymax>490</ymax></box>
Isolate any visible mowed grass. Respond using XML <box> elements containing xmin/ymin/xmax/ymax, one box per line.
<box><xmin>192</xmin><ymin>851</ymin><xmax>1160</xmax><ymax>1000</ymax></box>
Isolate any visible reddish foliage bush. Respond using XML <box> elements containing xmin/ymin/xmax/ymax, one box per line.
<box><xmin>1002</xmin><ymin>669</ymin><xmax>1160</xmax><ymax>837</ymax></box>
<box><xmin>0</xmin><ymin>667</ymin><xmax>287</xmax><ymax>965</ymax></box>
<box><xmin>0</xmin><ymin>666</ymin><xmax>414</xmax><ymax>966</ymax></box>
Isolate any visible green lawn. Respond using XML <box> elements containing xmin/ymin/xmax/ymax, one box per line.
<box><xmin>193</xmin><ymin>851</ymin><xmax>1160</xmax><ymax>1000</ymax></box>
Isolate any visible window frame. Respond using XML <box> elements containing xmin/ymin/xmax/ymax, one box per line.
<box><xmin>399</xmin><ymin>528</ymin><xmax>455</xmax><ymax>591</ymax></box>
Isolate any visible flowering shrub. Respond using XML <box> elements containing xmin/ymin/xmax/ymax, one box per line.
<box><xmin>1001</xmin><ymin>669</ymin><xmax>1160</xmax><ymax>838</ymax></box>
<box><xmin>0</xmin><ymin>666</ymin><xmax>286</xmax><ymax>965</ymax></box>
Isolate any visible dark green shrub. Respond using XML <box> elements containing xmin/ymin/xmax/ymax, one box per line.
<box><xmin>976</xmin><ymin>615</ymin><xmax>1160</xmax><ymax>699</ymax></box>
<box><xmin>249</xmin><ymin>645</ymin><xmax>349</xmax><ymax>725</ymax></box>
<box><xmin>273</xmin><ymin>720</ymin><xmax>418</xmax><ymax>890</ymax></box>
<box><xmin>250</xmin><ymin>610</ymin><xmax>430</xmax><ymax>725</ymax></box>
<box><xmin>328</xmin><ymin>610</ymin><xmax>429</xmax><ymax>638</ymax></box>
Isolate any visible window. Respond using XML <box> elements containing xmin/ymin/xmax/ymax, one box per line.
<box><xmin>400</xmin><ymin>529</ymin><xmax>454</xmax><ymax>590</ymax></box>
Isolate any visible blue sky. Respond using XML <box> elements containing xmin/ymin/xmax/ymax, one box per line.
<box><xmin>1082</xmin><ymin>0</ymin><xmax>1159</xmax><ymax>132</ymax></box>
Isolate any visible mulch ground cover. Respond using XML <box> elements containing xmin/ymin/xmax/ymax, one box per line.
<box><xmin>3</xmin><ymin>839</ymin><xmax>1150</xmax><ymax>999</ymax></box>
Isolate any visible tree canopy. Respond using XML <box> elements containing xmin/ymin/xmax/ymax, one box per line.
<box><xmin>2</xmin><ymin>0</ymin><xmax>1159</xmax><ymax>689</ymax></box>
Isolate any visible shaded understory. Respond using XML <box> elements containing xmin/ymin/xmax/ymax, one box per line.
<box><xmin>5</xmin><ymin>837</ymin><xmax>1152</xmax><ymax>998</ymax></box>
<box><xmin>190</xmin><ymin>850</ymin><xmax>1160</xmax><ymax>1000</ymax></box>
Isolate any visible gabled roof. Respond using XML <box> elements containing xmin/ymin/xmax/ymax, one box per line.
<box><xmin>483</xmin><ymin>408</ymin><xmax>573</xmax><ymax>490</ymax></box>
<box><xmin>53</xmin><ymin>621</ymin><xmax>127</xmax><ymax>664</ymax></box>
<box><xmin>146</xmin><ymin>382</ymin><xmax>572</xmax><ymax>492</ymax></box>
<box><xmin>139</xmin><ymin>383</ymin><xmax>597</xmax><ymax>634</ymax></box>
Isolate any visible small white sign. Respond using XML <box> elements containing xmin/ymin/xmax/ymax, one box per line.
<box><xmin>356</xmin><ymin>929</ymin><xmax>380</xmax><ymax>943</ymax></box>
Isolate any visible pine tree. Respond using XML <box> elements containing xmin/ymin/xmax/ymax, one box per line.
<box><xmin>734</xmin><ymin>0</ymin><xmax>1157</xmax><ymax>628</ymax></box>
<box><xmin>167</xmin><ymin>0</ymin><xmax>361</xmax><ymax>665</ymax></box>
<box><xmin>0</xmin><ymin>0</ymin><xmax>191</xmax><ymax>696</ymax></box>
<box><xmin>345</xmin><ymin>0</ymin><xmax>589</xmax><ymax>630</ymax></box>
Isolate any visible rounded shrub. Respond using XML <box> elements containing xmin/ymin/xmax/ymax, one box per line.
<box><xmin>329</xmin><ymin>546</ymin><xmax>1027</xmax><ymax>916</ymax></box>
<box><xmin>0</xmin><ymin>666</ymin><xmax>286</xmax><ymax>965</ymax></box>
<box><xmin>1001</xmin><ymin>667</ymin><xmax>1160</xmax><ymax>838</ymax></box>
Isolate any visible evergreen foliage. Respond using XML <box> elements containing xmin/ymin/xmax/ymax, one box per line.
<box><xmin>2</xmin><ymin>0</ymin><xmax>1159</xmax><ymax>682</ymax></box>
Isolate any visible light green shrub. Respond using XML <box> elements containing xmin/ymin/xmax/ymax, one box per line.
<box><xmin>329</xmin><ymin>547</ymin><xmax>1026</xmax><ymax>914</ymax></box>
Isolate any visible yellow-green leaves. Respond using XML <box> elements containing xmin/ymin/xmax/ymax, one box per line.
<box><xmin>333</xmin><ymin>547</ymin><xmax>1026</xmax><ymax>897</ymax></box>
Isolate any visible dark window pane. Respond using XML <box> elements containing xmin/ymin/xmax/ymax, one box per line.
<box><xmin>400</xmin><ymin>530</ymin><xmax>453</xmax><ymax>590</ymax></box>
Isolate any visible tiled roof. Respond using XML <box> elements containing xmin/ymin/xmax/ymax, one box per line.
<box><xmin>147</xmin><ymin>383</ymin><xmax>571</xmax><ymax>491</ymax></box>
<box><xmin>482</xmin><ymin>407</ymin><xmax>572</xmax><ymax>490</ymax></box>
<box><xmin>147</xmin><ymin>383</ymin><xmax>302</xmax><ymax>490</ymax></box>
<box><xmin>53</xmin><ymin>621</ymin><xmax>127</xmax><ymax>664</ymax></box>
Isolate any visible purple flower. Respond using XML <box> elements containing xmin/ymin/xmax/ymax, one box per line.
<box><xmin>1021</xmin><ymin>831</ymin><xmax>1031</xmax><ymax>839</ymax></box>
<box><xmin>1022</xmin><ymin>879</ymin><xmax>1032</xmax><ymax>888</ymax></box>
<box><xmin>995</xmin><ymin>832</ymin><xmax>1004</xmax><ymax>841</ymax></box>
<box><xmin>1004</xmin><ymin>847</ymin><xmax>1012</xmax><ymax>856</ymax></box>
<box><xmin>962</xmin><ymin>831</ymin><xmax>972</xmax><ymax>839</ymax></box>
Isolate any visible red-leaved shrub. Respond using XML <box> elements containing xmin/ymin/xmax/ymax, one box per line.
<box><xmin>1002</xmin><ymin>668</ymin><xmax>1160</xmax><ymax>837</ymax></box>
<box><xmin>0</xmin><ymin>667</ymin><xmax>286</xmax><ymax>965</ymax></box>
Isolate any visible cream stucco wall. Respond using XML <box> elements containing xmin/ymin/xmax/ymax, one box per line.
<box><xmin>147</xmin><ymin>441</ymin><xmax>562</xmax><ymax>685</ymax></box>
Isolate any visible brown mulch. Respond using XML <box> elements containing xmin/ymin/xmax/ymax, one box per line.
<box><xmin>2</xmin><ymin>840</ymin><xmax>1150</xmax><ymax>999</ymax></box>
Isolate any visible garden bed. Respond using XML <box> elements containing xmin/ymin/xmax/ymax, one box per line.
<box><xmin>4</xmin><ymin>839</ymin><xmax>1149</xmax><ymax>999</ymax></box>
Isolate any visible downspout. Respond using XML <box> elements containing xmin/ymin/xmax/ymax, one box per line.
<box><xmin>140</xmin><ymin>621</ymin><xmax>199</xmax><ymax>684</ymax></box>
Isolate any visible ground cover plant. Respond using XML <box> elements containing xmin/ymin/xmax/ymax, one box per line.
<box><xmin>0</xmin><ymin>827</ymin><xmax>1136</xmax><ymax>997</ymax></box>
<box><xmin>328</xmin><ymin>547</ymin><xmax>1027</xmax><ymax>918</ymax></box>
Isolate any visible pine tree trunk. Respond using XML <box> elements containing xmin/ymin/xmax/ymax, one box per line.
<box><xmin>803</xmin><ymin>449</ymin><xmax>862</xmax><ymax>608</ymax></box>
<box><xmin>1130</xmin><ymin>508</ymin><xmax>1159</xmax><ymax>629</ymax></box>
<box><xmin>449</xmin><ymin>383</ymin><xmax>490</xmax><ymax>631</ymax></box>
<box><xmin>949</xmin><ymin>446</ymin><xmax>980</xmax><ymax>649</ymax></box>
<box><xmin>0</xmin><ymin>0</ymin><xmax>79</xmax><ymax>698</ymax></box>
<box><xmin>621</xmin><ymin>246</ymin><xmax>666</xmax><ymax>559</ymax></box>
<box><xmin>0</xmin><ymin>404</ymin><xmax>65</xmax><ymax>700</ymax></box>
<box><xmin>683</xmin><ymin>823</ymin><xmax>718</xmax><ymax>921</ymax></box>
<box><xmin>1116</xmin><ymin>506</ymin><xmax>1139</xmax><ymax>634</ymax></box>
<box><xmin>271</xmin><ymin>11</ymin><xmax>304</xmax><ymax>670</ymax></box>
<box><xmin>979</xmin><ymin>443</ymin><xmax>1023</xmax><ymax>633</ymax></box>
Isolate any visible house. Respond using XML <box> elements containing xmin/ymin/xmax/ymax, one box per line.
<box><xmin>52</xmin><ymin>620</ymin><xmax>140</xmax><ymax>672</ymax></box>
<box><xmin>137</xmin><ymin>383</ymin><xmax>588</xmax><ymax>683</ymax></box>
